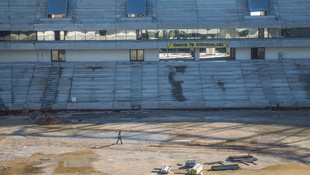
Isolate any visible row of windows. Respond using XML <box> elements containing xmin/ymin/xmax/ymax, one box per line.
<box><xmin>1</xmin><ymin>28</ymin><xmax>310</xmax><ymax>41</ymax></box>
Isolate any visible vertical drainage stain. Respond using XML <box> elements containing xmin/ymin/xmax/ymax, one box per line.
<box><xmin>168</xmin><ymin>66</ymin><xmax>187</xmax><ymax>101</ymax></box>
<box><xmin>299</xmin><ymin>74</ymin><xmax>310</xmax><ymax>98</ymax></box>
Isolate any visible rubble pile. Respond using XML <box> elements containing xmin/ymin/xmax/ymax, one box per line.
<box><xmin>28</xmin><ymin>111</ymin><xmax>70</xmax><ymax>125</ymax></box>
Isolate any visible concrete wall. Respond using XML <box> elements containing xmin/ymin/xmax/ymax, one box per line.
<box><xmin>66</xmin><ymin>50</ymin><xmax>129</xmax><ymax>62</ymax></box>
<box><xmin>236</xmin><ymin>48</ymin><xmax>251</xmax><ymax>60</ymax></box>
<box><xmin>66</xmin><ymin>49</ymin><xmax>159</xmax><ymax>62</ymax></box>
<box><xmin>0</xmin><ymin>50</ymin><xmax>50</xmax><ymax>62</ymax></box>
<box><xmin>266</xmin><ymin>47</ymin><xmax>310</xmax><ymax>60</ymax></box>
<box><xmin>144</xmin><ymin>49</ymin><xmax>159</xmax><ymax>61</ymax></box>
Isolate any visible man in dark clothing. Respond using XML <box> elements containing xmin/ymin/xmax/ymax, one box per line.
<box><xmin>116</xmin><ymin>131</ymin><xmax>123</xmax><ymax>144</ymax></box>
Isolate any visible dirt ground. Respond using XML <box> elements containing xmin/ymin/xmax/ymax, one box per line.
<box><xmin>0</xmin><ymin>109</ymin><xmax>310</xmax><ymax>175</ymax></box>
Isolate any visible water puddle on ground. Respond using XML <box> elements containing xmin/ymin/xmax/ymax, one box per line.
<box><xmin>0</xmin><ymin>150</ymin><xmax>105</xmax><ymax>175</ymax></box>
<box><xmin>202</xmin><ymin>164</ymin><xmax>310</xmax><ymax>175</ymax></box>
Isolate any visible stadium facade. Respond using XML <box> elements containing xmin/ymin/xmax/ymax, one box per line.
<box><xmin>0</xmin><ymin>0</ymin><xmax>310</xmax><ymax>62</ymax></box>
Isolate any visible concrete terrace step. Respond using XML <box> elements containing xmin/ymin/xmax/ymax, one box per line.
<box><xmin>1</xmin><ymin>59</ymin><xmax>310</xmax><ymax>110</ymax></box>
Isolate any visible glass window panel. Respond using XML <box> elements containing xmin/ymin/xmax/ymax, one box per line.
<box><xmin>268</xmin><ymin>28</ymin><xmax>280</xmax><ymax>38</ymax></box>
<box><xmin>106</xmin><ymin>30</ymin><xmax>115</xmax><ymax>40</ymax></box>
<box><xmin>249</xmin><ymin>28</ymin><xmax>258</xmax><ymax>38</ymax></box>
<box><xmin>0</xmin><ymin>31</ymin><xmax>11</xmax><ymax>41</ymax></box>
<box><xmin>126</xmin><ymin>30</ymin><xmax>136</xmax><ymax>40</ymax></box>
<box><xmin>188</xmin><ymin>29</ymin><xmax>198</xmax><ymax>39</ymax></box>
<box><xmin>86</xmin><ymin>31</ymin><xmax>96</xmax><ymax>40</ymax></box>
<box><xmin>28</xmin><ymin>32</ymin><xmax>36</xmax><ymax>40</ymax></box>
<box><xmin>51</xmin><ymin>51</ymin><xmax>58</xmax><ymax>61</ymax></box>
<box><xmin>167</xmin><ymin>29</ymin><xmax>176</xmax><ymax>39</ymax></box>
<box><xmin>258</xmin><ymin>48</ymin><xmax>265</xmax><ymax>59</ymax></box>
<box><xmin>289</xmin><ymin>28</ymin><xmax>310</xmax><ymax>38</ymax></box>
<box><xmin>197</xmin><ymin>29</ymin><xmax>207</xmax><ymax>39</ymax></box>
<box><xmin>130</xmin><ymin>50</ymin><xmax>137</xmax><ymax>61</ymax></box>
<box><xmin>157</xmin><ymin>30</ymin><xmax>164</xmax><ymax>39</ymax></box>
<box><xmin>58</xmin><ymin>50</ymin><xmax>66</xmax><ymax>62</ymax></box>
<box><xmin>238</xmin><ymin>28</ymin><xmax>249</xmax><ymax>38</ymax></box>
<box><xmin>264</xmin><ymin>28</ymin><xmax>269</xmax><ymax>38</ymax></box>
<box><xmin>98</xmin><ymin>30</ymin><xmax>107</xmax><ymax>40</ymax></box>
<box><xmin>116</xmin><ymin>30</ymin><xmax>126</xmax><ymax>40</ymax></box>
<box><xmin>45</xmin><ymin>31</ymin><xmax>55</xmax><ymax>40</ymax></box>
<box><xmin>37</xmin><ymin>31</ymin><xmax>44</xmax><ymax>40</ymax></box>
<box><xmin>146</xmin><ymin>30</ymin><xmax>156</xmax><ymax>40</ymax></box>
<box><xmin>75</xmin><ymin>31</ymin><xmax>86</xmax><ymax>40</ymax></box>
<box><xmin>95</xmin><ymin>31</ymin><xmax>100</xmax><ymax>40</ymax></box>
<box><xmin>280</xmin><ymin>29</ymin><xmax>290</xmax><ymax>38</ymax></box>
<box><xmin>178</xmin><ymin>29</ymin><xmax>188</xmax><ymax>39</ymax></box>
<box><xmin>10</xmin><ymin>32</ymin><xmax>19</xmax><ymax>41</ymax></box>
<box><xmin>206</xmin><ymin>29</ymin><xmax>217</xmax><ymax>39</ymax></box>
<box><xmin>137</xmin><ymin>50</ymin><xmax>144</xmax><ymax>61</ymax></box>
<box><xmin>227</xmin><ymin>29</ymin><xmax>237</xmax><ymax>38</ymax></box>
<box><xmin>65</xmin><ymin>31</ymin><xmax>75</xmax><ymax>40</ymax></box>
<box><xmin>141</xmin><ymin>30</ymin><xmax>148</xmax><ymax>40</ymax></box>
<box><xmin>19</xmin><ymin>32</ymin><xmax>28</xmax><ymax>40</ymax></box>
<box><xmin>217</xmin><ymin>29</ymin><xmax>227</xmax><ymax>39</ymax></box>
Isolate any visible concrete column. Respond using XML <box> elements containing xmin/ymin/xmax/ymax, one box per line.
<box><xmin>194</xmin><ymin>48</ymin><xmax>200</xmax><ymax>60</ymax></box>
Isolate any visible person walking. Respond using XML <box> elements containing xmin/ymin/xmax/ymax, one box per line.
<box><xmin>116</xmin><ymin>131</ymin><xmax>123</xmax><ymax>144</ymax></box>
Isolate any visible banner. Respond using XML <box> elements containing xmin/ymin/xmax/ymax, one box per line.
<box><xmin>168</xmin><ymin>42</ymin><xmax>229</xmax><ymax>49</ymax></box>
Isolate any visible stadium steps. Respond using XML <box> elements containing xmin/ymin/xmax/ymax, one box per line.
<box><xmin>2</xmin><ymin>60</ymin><xmax>310</xmax><ymax>110</ymax></box>
<box><xmin>40</xmin><ymin>66</ymin><xmax>62</xmax><ymax>110</ymax></box>
<box><xmin>8</xmin><ymin>0</ymin><xmax>37</xmax><ymax>24</ymax></box>
<box><xmin>277</xmin><ymin>0</ymin><xmax>310</xmax><ymax>21</ymax></box>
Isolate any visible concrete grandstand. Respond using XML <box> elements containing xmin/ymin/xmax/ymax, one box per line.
<box><xmin>0</xmin><ymin>0</ymin><xmax>310</xmax><ymax>110</ymax></box>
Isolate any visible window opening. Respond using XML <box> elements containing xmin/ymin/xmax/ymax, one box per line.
<box><xmin>51</xmin><ymin>50</ymin><xmax>66</xmax><ymax>62</ymax></box>
<box><xmin>130</xmin><ymin>49</ymin><xmax>144</xmax><ymax>61</ymax></box>
<box><xmin>251</xmin><ymin>48</ymin><xmax>265</xmax><ymax>59</ymax></box>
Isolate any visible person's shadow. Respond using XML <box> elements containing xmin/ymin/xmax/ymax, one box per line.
<box><xmin>91</xmin><ymin>143</ymin><xmax>116</xmax><ymax>149</ymax></box>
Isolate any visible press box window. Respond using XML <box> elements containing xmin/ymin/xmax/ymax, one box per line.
<box><xmin>51</xmin><ymin>50</ymin><xmax>66</xmax><ymax>62</ymax></box>
<box><xmin>127</xmin><ymin>0</ymin><xmax>146</xmax><ymax>18</ymax></box>
<box><xmin>248</xmin><ymin>0</ymin><xmax>268</xmax><ymax>16</ymax></box>
<box><xmin>130</xmin><ymin>50</ymin><xmax>144</xmax><ymax>61</ymax></box>
<box><xmin>47</xmin><ymin>0</ymin><xmax>68</xmax><ymax>18</ymax></box>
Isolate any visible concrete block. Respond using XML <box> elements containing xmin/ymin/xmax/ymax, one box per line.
<box><xmin>141</xmin><ymin>101</ymin><xmax>159</xmax><ymax>109</ymax></box>
<box><xmin>297</xmin><ymin>100</ymin><xmax>310</xmax><ymax>107</ymax></box>
<box><xmin>250</xmin><ymin>101</ymin><xmax>269</xmax><ymax>108</ymax></box>
<box><xmin>113</xmin><ymin>102</ymin><xmax>131</xmax><ymax>110</ymax></box>
<box><xmin>158</xmin><ymin>101</ymin><xmax>205</xmax><ymax>109</ymax></box>
<box><xmin>52</xmin><ymin>103</ymin><xmax>68</xmax><ymax>110</ymax></box>
<box><xmin>205</xmin><ymin>101</ymin><xmax>251</xmax><ymax>108</ymax></box>
<box><xmin>278</xmin><ymin>101</ymin><xmax>298</xmax><ymax>108</ymax></box>
<box><xmin>11</xmin><ymin>104</ymin><xmax>24</xmax><ymax>110</ymax></box>
<box><xmin>68</xmin><ymin>102</ymin><xmax>113</xmax><ymax>110</ymax></box>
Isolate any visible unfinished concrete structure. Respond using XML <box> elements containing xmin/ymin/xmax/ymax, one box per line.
<box><xmin>0</xmin><ymin>0</ymin><xmax>310</xmax><ymax>110</ymax></box>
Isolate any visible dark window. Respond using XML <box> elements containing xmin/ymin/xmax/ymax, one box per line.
<box><xmin>251</xmin><ymin>48</ymin><xmax>265</xmax><ymax>59</ymax></box>
<box><xmin>51</xmin><ymin>50</ymin><xmax>66</xmax><ymax>62</ymax></box>
<box><xmin>47</xmin><ymin>0</ymin><xmax>68</xmax><ymax>18</ymax></box>
<box><xmin>130</xmin><ymin>49</ymin><xmax>144</xmax><ymax>61</ymax></box>
<box><xmin>0</xmin><ymin>31</ymin><xmax>10</xmax><ymax>41</ymax></box>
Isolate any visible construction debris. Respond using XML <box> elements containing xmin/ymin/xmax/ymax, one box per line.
<box><xmin>0</xmin><ymin>165</ymin><xmax>13</xmax><ymax>170</ymax></box>
<box><xmin>211</xmin><ymin>164</ymin><xmax>240</xmax><ymax>171</ymax></box>
<box><xmin>189</xmin><ymin>163</ymin><xmax>203</xmax><ymax>175</ymax></box>
<box><xmin>185</xmin><ymin>160</ymin><xmax>196</xmax><ymax>168</ymax></box>
<box><xmin>160</xmin><ymin>166</ymin><xmax>171</xmax><ymax>174</ymax></box>
<box><xmin>226</xmin><ymin>154</ymin><xmax>258</xmax><ymax>163</ymax></box>
<box><xmin>32</xmin><ymin>113</ymin><xmax>69</xmax><ymax>125</ymax></box>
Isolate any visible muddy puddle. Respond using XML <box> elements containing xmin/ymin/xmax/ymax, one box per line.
<box><xmin>0</xmin><ymin>150</ymin><xmax>105</xmax><ymax>175</ymax></box>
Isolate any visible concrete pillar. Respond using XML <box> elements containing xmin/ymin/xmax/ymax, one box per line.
<box><xmin>194</xmin><ymin>48</ymin><xmax>200</xmax><ymax>60</ymax></box>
